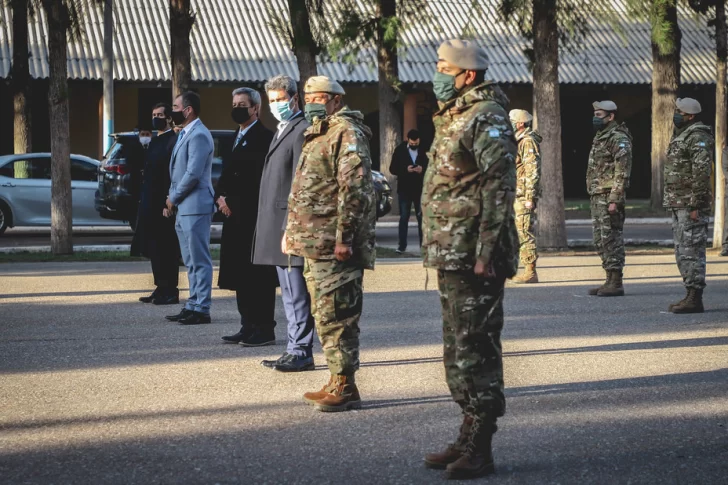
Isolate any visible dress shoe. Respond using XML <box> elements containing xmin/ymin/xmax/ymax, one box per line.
<box><xmin>240</xmin><ymin>331</ymin><xmax>276</xmax><ymax>347</ymax></box>
<box><xmin>178</xmin><ymin>311</ymin><xmax>212</xmax><ymax>325</ymax></box>
<box><xmin>222</xmin><ymin>329</ymin><xmax>254</xmax><ymax>344</ymax></box>
<box><xmin>261</xmin><ymin>352</ymin><xmax>290</xmax><ymax>368</ymax></box>
<box><xmin>139</xmin><ymin>289</ymin><xmax>159</xmax><ymax>303</ymax></box>
<box><xmin>165</xmin><ymin>308</ymin><xmax>193</xmax><ymax>322</ymax></box>
<box><xmin>274</xmin><ymin>354</ymin><xmax>315</xmax><ymax>372</ymax></box>
<box><xmin>152</xmin><ymin>289</ymin><xmax>180</xmax><ymax>305</ymax></box>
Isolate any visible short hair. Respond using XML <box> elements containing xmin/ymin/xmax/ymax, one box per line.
<box><xmin>264</xmin><ymin>75</ymin><xmax>298</xmax><ymax>99</ymax></box>
<box><xmin>407</xmin><ymin>129</ymin><xmax>420</xmax><ymax>140</ymax></box>
<box><xmin>178</xmin><ymin>91</ymin><xmax>201</xmax><ymax>116</ymax></box>
<box><xmin>232</xmin><ymin>87</ymin><xmax>261</xmax><ymax>106</ymax></box>
<box><xmin>153</xmin><ymin>102</ymin><xmax>172</xmax><ymax>118</ymax></box>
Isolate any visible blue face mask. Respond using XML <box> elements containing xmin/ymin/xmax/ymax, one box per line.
<box><xmin>270</xmin><ymin>98</ymin><xmax>295</xmax><ymax>122</ymax></box>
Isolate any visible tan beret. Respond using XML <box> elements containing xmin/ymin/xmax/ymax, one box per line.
<box><xmin>509</xmin><ymin>109</ymin><xmax>533</xmax><ymax>123</ymax></box>
<box><xmin>437</xmin><ymin>39</ymin><xmax>489</xmax><ymax>70</ymax></box>
<box><xmin>676</xmin><ymin>97</ymin><xmax>701</xmax><ymax>114</ymax></box>
<box><xmin>304</xmin><ymin>75</ymin><xmax>345</xmax><ymax>95</ymax></box>
<box><xmin>593</xmin><ymin>100</ymin><xmax>618</xmax><ymax>112</ymax></box>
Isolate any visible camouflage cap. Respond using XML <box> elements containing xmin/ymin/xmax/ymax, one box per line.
<box><xmin>675</xmin><ymin>97</ymin><xmax>702</xmax><ymax>114</ymax></box>
<box><xmin>592</xmin><ymin>100</ymin><xmax>618</xmax><ymax>112</ymax></box>
<box><xmin>437</xmin><ymin>39</ymin><xmax>489</xmax><ymax>70</ymax></box>
<box><xmin>509</xmin><ymin>109</ymin><xmax>533</xmax><ymax>123</ymax></box>
<box><xmin>304</xmin><ymin>75</ymin><xmax>346</xmax><ymax>95</ymax></box>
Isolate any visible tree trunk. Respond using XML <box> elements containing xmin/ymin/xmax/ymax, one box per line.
<box><xmin>43</xmin><ymin>0</ymin><xmax>73</xmax><ymax>255</ymax></box>
<box><xmin>12</xmin><ymin>0</ymin><xmax>32</xmax><ymax>159</ymax></box>
<box><xmin>377</xmin><ymin>0</ymin><xmax>401</xmax><ymax>210</ymax></box>
<box><xmin>650</xmin><ymin>3</ymin><xmax>681</xmax><ymax>209</ymax></box>
<box><xmin>713</xmin><ymin>0</ymin><xmax>727</xmax><ymax>249</ymax></box>
<box><xmin>170</xmin><ymin>0</ymin><xmax>194</xmax><ymax>98</ymax></box>
<box><xmin>102</xmin><ymin>0</ymin><xmax>114</xmax><ymax>155</ymax></box>
<box><xmin>287</xmin><ymin>0</ymin><xmax>318</xmax><ymax>102</ymax></box>
<box><xmin>532</xmin><ymin>0</ymin><xmax>566</xmax><ymax>249</ymax></box>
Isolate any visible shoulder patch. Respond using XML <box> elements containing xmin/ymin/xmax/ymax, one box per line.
<box><xmin>488</xmin><ymin>128</ymin><xmax>500</xmax><ymax>138</ymax></box>
<box><xmin>697</xmin><ymin>141</ymin><xmax>707</xmax><ymax>147</ymax></box>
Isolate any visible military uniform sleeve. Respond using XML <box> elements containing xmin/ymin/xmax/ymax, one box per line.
<box><xmin>688</xmin><ymin>134</ymin><xmax>714</xmax><ymax>209</ymax></box>
<box><xmin>335</xmin><ymin>129</ymin><xmax>369</xmax><ymax>245</ymax></box>
<box><xmin>521</xmin><ymin>137</ymin><xmax>540</xmax><ymax>201</ymax></box>
<box><xmin>608</xmin><ymin>135</ymin><xmax>632</xmax><ymax>203</ymax></box>
<box><xmin>471</xmin><ymin>116</ymin><xmax>517</xmax><ymax>267</ymax></box>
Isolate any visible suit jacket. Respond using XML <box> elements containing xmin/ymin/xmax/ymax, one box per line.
<box><xmin>215</xmin><ymin>120</ymin><xmax>275</xmax><ymax>289</ymax></box>
<box><xmin>169</xmin><ymin>120</ymin><xmax>215</xmax><ymax>215</ymax></box>
<box><xmin>253</xmin><ymin>113</ymin><xmax>309</xmax><ymax>267</ymax></box>
<box><xmin>390</xmin><ymin>141</ymin><xmax>428</xmax><ymax>199</ymax></box>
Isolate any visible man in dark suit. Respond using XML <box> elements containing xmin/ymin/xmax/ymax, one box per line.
<box><xmin>390</xmin><ymin>129</ymin><xmax>428</xmax><ymax>253</ymax></box>
<box><xmin>218</xmin><ymin>88</ymin><xmax>277</xmax><ymax>346</ymax></box>
<box><xmin>132</xmin><ymin>103</ymin><xmax>180</xmax><ymax>305</ymax></box>
<box><xmin>252</xmin><ymin>75</ymin><xmax>316</xmax><ymax>372</ymax></box>
<box><xmin>164</xmin><ymin>91</ymin><xmax>216</xmax><ymax>326</ymax></box>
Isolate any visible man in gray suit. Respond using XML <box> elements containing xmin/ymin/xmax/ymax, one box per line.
<box><xmin>164</xmin><ymin>91</ymin><xmax>215</xmax><ymax>325</ymax></box>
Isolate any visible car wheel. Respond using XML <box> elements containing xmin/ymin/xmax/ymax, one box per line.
<box><xmin>0</xmin><ymin>202</ymin><xmax>11</xmax><ymax>235</ymax></box>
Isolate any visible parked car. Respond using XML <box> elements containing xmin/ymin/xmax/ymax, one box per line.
<box><xmin>0</xmin><ymin>153</ymin><xmax>116</xmax><ymax>235</ymax></box>
<box><xmin>95</xmin><ymin>131</ymin><xmax>233</xmax><ymax>228</ymax></box>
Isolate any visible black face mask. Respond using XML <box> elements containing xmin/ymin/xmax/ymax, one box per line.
<box><xmin>170</xmin><ymin>110</ymin><xmax>186</xmax><ymax>126</ymax></box>
<box><xmin>231</xmin><ymin>107</ymin><xmax>251</xmax><ymax>124</ymax></box>
<box><xmin>152</xmin><ymin>117</ymin><xmax>167</xmax><ymax>131</ymax></box>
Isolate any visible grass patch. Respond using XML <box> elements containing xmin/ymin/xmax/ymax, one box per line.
<box><xmin>0</xmin><ymin>248</ymin><xmax>221</xmax><ymax>264</ymax></box>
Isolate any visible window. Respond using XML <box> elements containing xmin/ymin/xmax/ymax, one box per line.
<box><xmin>71</xmin><ymin>159</ymin><xmax>98</xmax><ymax>182</ymax></box>
<box><xmin>2</xmin><ymin>158</ymin><xmax>52</xmax><ymax>180</ymax></box>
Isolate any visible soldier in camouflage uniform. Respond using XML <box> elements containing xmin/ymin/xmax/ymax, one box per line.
<box><xmin>509</xmin><ymin>109</ymin><xmax>542</xmax><ymax>284</ymax></box>
<box><xmin>421</xmin><ymin>40</ymin><xmax>518</xmax><ymax>481</ymax></box>
<box><xmin>587</xmin><ymin>101</ymin><xmax>633</xmax><ymax>297</ymax></box>
<box><xmin>664</xmin><ymin>98</ymin><xmax>713</xmax><ymax>314</ymax></box>
<box><xmin>284</xmin><ymin>76</ymin><xmax>377</xmax><ymax>411</ymax></box>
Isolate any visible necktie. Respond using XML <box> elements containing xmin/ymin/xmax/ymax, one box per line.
<box><xmin>234</xmin><ymin>131</ymin><xmax>243</xmax><ymax>148</ymax></box>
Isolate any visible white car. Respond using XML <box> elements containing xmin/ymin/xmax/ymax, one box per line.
<box><xmin>0</xmin><ymin>153</ymin><xmax>120</xmax><ymax>234</ymax></box>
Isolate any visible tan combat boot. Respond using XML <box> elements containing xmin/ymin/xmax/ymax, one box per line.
<box><xmin>445</xmin><ymin>416</ymin><xmax>496</xmax><ymax>480</ymax></box>
<box><xmin>312</xmin><ymin>375</ymin><xmax>362</xmax><ymax>412</ymax></box>
<box><xmin>670</xmin><ymin>288</ymin><xmax>704</xmax><ymax>314</ymax></box>
<box><xmin>511</xmin><ymin>263</ymin><xmax>539</xmax><ymax>284</ymax></box>
<box><xmin>668</xmin><ymin>288</ymin><xmax>689</xmax><ymax>312</ymax></box>
<box><xmin>597</xmin><ymin>269</ymin><xmax>624</xmax><ymax>297</ymax></box>
<box><xmin>302</xmin><ymin>375</ymin><xmax>335</xmax><ymax>405</ymax></box>
<box><xmin>588</xmin><ymin>270</ymin><xmax>610</xmax><ymax>296</ymax></box>
<box><xmin>424</xmin><ymin>415</ymin><xmax>473</xmax><ymax>469</ymax></box>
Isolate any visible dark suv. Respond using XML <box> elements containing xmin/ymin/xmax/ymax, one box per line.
<box><xmin>95</xmin><ymin>129</ymin><xmax>391</xmax><ymax>228</ymax></box>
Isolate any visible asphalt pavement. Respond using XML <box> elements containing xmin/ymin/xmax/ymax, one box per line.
<box><xmin>1</xmin><ymin>255</ymin><xmax>727</xmax><ymax>484</ymax></box>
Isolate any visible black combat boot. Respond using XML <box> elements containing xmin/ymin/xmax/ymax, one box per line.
<box><xmin>424</xmin><ymin>415</ymin><xmax>473</xmax><ymax>469</ymax></box>
<box><xmin>670</xmin><ymin>288</ymin><xmax>704</xmax><ymax>314</ymax></box>
<box><xmin>445</xmin><ymin>416</ymin><xmax>496</xmax><ymax>480</ymax></box>
<box><xmin>598</xmin><ymin>269</ymin><xmax>624</xmax><ymax>297</ymax></box>
<box><xmin>589</xmin><ymin>270</ymin><xmax>610</xmax><ymax>296</ymax></box>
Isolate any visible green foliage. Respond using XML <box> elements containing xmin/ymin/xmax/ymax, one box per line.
<box><xmin>626</xmin><ymin>0</ymin><xmax>681</xmax><ymax>55</ymax></box>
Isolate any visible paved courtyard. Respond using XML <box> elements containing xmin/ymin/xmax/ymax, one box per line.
<box><xmin>1</xmin><ymin>254</ymin><xmax>727</xmax><ymax>484</ymax></box>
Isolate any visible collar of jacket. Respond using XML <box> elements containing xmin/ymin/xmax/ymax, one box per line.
<box><xmin>516</xmin><ymin>127</ymin><xmax>540</xmax><ymax>142</ymax></box>
<box><xmin>434</xmin><ymin>81</ymin><xmax>508</xmax><ymax>117</ymax></box>
<box><xmin>304</xmin><ymin>105</ymin><xmax>366</xmax><ymax>137</ymax></box>
<box><xmin>594</xmin><ymin>120</ymin><xmax>631</xmax><ymax>142</ymax></box>
<box><xmin>673</xmin><ymin>120</ymin><xmax>709</xmax><ymax>138</ymax></box>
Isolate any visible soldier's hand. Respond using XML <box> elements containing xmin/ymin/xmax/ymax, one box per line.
<box><xmin>524</xmin><ymin>200</ymin><xmax>534</xmax><ymax>210</ymax></box>
<box><xmin>608</xmin><ymin>203</ymin><xmax>617</xmax><ymax>214</ymax></box>
<box><xmin>281</xmin><ymin>234</ymin><xmax>287</xmax><ymax>254</ymax></box>
<box><xmin>474</xmin><ymin>260</ymin><xmax>495</xmax><ymax>277</ymax></box>
<box><xmin>690</xmin><ymin>209</ymin><xmax>699</xmax><ymax>221</ymax></box>
<box><xmin>334</xmin><ymin>243</ymin><xmax>353</xmax><ymax>261</ymax></box>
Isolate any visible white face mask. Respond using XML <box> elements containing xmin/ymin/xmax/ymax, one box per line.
<box><xmin>139</xmin><ymin>136</ymin><xmax>152</xmax><ymax>146</ymax></box>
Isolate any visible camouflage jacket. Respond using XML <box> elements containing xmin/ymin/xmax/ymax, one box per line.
<box><xmin>586</xmin><ymin>121</ymin><xmax>633</xmax><ymax>202</ymax></box>
<box><xmin>285</xmin><ymin>106</ymin><xmax>376</xmax><ymax>269</ymax></box>
<box><xmin>422</xmin><ymin>82</ymin><xmax>519</xmax><ymax>276</ymax></box>
<box><xmin>663</xmin><ymin>121</ymin><xmax>714</xmax><ymax>209</ymax></box>
<box><xmin>515</xmin><ymin>129</ymin><xmax>542</xmax><ymax>201</ymax></box>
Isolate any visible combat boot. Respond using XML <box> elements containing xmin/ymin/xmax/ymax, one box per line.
<box><xmin>424</xmin><ymin>415</ymin><xmax>473</xmax><ymax>469</ymax></box>
<box><xmin>312</xmin><ymin>375</ymin><xmax>362</xmax><ymax>412</ymax></box>
<box><xmin>670</xmin><ymin>288</ymin><xmax>704</xmax><ymax>314</ymax></box>
<box><xmin>302</xmin><ymin>375</ymin><xmax>335</xmax><ymax>405</ymax></box>
<box><xmin>511</xmin><ymin>263</ymin><xmax>539</xmax><ymax>284</ymax></box>
<box><xmin>667</xmin><ymin>288</ymin><xmax>690</xmax><ymax>312</ymax></box>
<box><xmin>588</xmin><ymin>270</ymin><xmax>610</xmax><ymax>296</ymax></box>
<box><xmin>445</xmin><ymin>416</ymin><xmax>496</xmax><ymax>480</ymax></box>
<box><xmin>597</xmin><ymin>269</ymin><xmax>624</xmax><ymax>297</ymax></box>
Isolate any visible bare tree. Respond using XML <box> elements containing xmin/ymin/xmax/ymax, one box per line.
<box><xmin>11</xmin><ymin>0</ymin><xmax>32</xmax><ymax>157</ymax></box>
<box><xmin>170</xmin><ymin>0</ymin><xmax>194</xmax><ymax>98</ymax></box>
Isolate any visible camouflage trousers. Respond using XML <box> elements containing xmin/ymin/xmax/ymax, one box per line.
<box><xmin>514</xmin><ymin>198</ymin><xmax>538</xmax><ymax>265</ymax></box>
<box><xmin>590</xmin><ymin>194</ymin><xmax>625</xmax><ymax>270</ymax></box>
<box><xmin>671</xmin><ymin>209</ymin><xmax>708</xmax><ymax>289</ymax></box>
<box><xmin>303</xmin><ymin>258</ymin><xmax>363</xmax><ymax>376</ymax></box>
<box><xmin>437</xmin><ymin>270</ymin><xmax>505</xmax><ymax>420</ymax></box>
